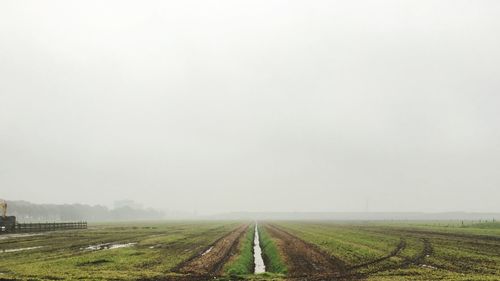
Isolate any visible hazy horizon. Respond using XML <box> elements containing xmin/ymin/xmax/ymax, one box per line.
<box><xmin>1</xmin><ymin>0</ymin><xmax>500</xmax><ymax>215</ymax></box>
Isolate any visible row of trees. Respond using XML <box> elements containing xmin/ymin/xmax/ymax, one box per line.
<box><xmin>8</xmin><ymin>200</ymin><xmax>164</xmax><ymax>222</ymax></box>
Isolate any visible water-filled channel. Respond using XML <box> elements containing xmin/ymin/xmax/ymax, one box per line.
<box><xmin>253</xmin><ymin>223</ymin><xmax>266</xmax><ymax>273</ymax></box>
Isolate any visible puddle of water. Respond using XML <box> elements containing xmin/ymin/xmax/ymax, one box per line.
<box><xmin>1</xmin><ymin>246</ymin><xmax>44</xmax><ymax>253</ymax></box>
<box><xmin>0</xmin><ymin>233</ymin><xmax>45</xmax><ymax>240</ymax></box>
<box><xmin>109</xmin><ymin>243</ymin><xmax>137</xmax><ymax>249</ymax></box>
<box><xmin>83</xmin><ymin>242</ymin><xmax>136</xmax><ymax>251</ymax></box>
<box><xmin>202</xmin><ymin>246</ymin><xmax>214</xmax><ymax>256</ymax></box>
<box><xmin>254</xmin><ymin>224</ymin><xmax>266</xmax><ymax>274</ymax></box>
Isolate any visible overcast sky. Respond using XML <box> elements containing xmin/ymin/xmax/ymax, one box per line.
<box><xmin>1</xmin><ymin>0</ymin><xmax>499</xmax><ymax>214</ymax></box>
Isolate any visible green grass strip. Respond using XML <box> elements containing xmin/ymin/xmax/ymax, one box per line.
<box><xmin>225</xmin><ymin>225</ymin><xmax>255</xmax><ymax>276</ymax></box>
<box><xmin>259</xmin><ymin>226</ymin><xmax>287</xmax><ymax>274</ymax></box>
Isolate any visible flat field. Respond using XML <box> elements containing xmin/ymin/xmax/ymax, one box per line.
<box><xmin>0</xmin><ymin>221</ymin><xmax>242</xmax><ymax>281</ymax></box>
<box><xmin>1</xmin><ymin>221</ymin><xmax>499</xmax><ymax>281</ymax></box>
<box><xmin>271</xmin><ymin>221</ymin><xmax>500</xmax><ymax>281</ymax></box>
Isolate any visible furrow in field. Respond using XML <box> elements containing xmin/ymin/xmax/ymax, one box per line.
<box><xmin>173</xmin><ymin>224</ymin><xmax>249</xmax><ymax>276</ymax></box>
<box><xmin>265</xmin><ymin>223</ymin><xmax>347</xmax><ymax>279</ymax></box>
<box><xmin>268</xmin><ymin>224</ymin><xmax>440</xmax><ymax>280</ymax></box>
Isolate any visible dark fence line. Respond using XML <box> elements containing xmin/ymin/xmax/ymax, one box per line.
<box><xmin>11</xmin><ymin>222</ymin><xmax>87</xmax><ymax>233</ymax></box>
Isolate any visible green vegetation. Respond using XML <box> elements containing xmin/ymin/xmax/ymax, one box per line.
<box><xmin>276</xmin><ymin>222</ymin><xmax>401</xmax><ymax>266</ymax></box>
<box><xmin>259</xmin><ymin>226</ymin><xmax>287</xmax><ymax>274</ymax></box>
<box><xmin>276</xmin><ymin>221</ymin><xmax>500</xmax><ymax>281</ymax></box>
<box><xmin>225</xmin><ymin>225</ymin><xmax>255</xmax><ymax>276</ymax></box>
<box><xmin>2</xmin><ymin>221</ymin><xmax>499</xmax><ymax>280</ymax></box>
<box><xmin>0</xmin><ymin>221</ymin><xmax>238</xmax><ymax>281</ymax></box>
<box><xmin>464</xmin><ymin>221</ymin><xmax>500</xmax><ymax>229</ymax></box>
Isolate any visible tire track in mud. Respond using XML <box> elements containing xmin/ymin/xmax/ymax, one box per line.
<box><xmin>346</xmin><ymin>239</ymin><xmax>406</xmax><ymax>271</ymax></box>
<box><xmin>350</xmin><ymin>238</ymin><xmax>435</xmax><ymax>278</ymax></box>
<box><xmin>265</xmin><ymin>224</ymin><xmax>347</xmax><ymax>279</ymax></box>
<box><xmin>172</xmin><ymin>224</ymin><xmax>249</xmax><ymax>276</ymax></box>
<box><xmin>402</xmin><ymin>238</ymin><xmax>433</xmax><ymax>267</ymax></box>
<box><xmin>266</xmin><ymin>226</ymin><xmax>435</xmax><ymax>281</ymax></box>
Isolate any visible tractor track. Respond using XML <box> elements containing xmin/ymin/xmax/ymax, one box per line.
<box><xmin>265</xmin><ymin>224</ymin><xmax>347</xmax><ymax>279</ymax></box>
<box><xmin>349</xmin><ymin>238</ymin><xmax>435</xmax><ymax>279</ymax></box>
<box><xmin>266</xmin><ymin>226</ymin><xmax>435</xmax><ymax>281</ymax></box>
<box><xmin>402</xmin><ymin>238</ymin><xmax>433</xmax><ymax>267</ymax></box>
<box><xmin>346</xmin><ymin>238</ymin><xmax>406</xmax><ymax>271</ymax></box>
<box><xmin>172</xmin><ymin>224</ymin><xmax>248</xmax><ymax>276</ymax></box>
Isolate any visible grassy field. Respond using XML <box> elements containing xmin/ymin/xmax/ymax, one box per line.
<box><xmin>224</xmin><ymin>224</ymin><xmax>255</xmax><ymax>276</ymax></box>
<box><xmin>1</xmin><ymin>221</ymin><xmax>499</xmax><ymax>280</ymax></box>
<box><xmin>258</xmin><ymin>226</ymin><xmax>287</xmax><ymax>275</ymax></box>
<box><xmin>275</xmin><ymin>221</ymin><xmax>500</xmax><ymax>280</ymax></box>
<box><xmin>0</xmin><ymin>221</ymin><xmax>239</xmax><ymax>280</ymax></box>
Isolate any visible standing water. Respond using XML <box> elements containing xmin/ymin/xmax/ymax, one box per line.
<box><xmin>254</xmin><ymin>223</ymin><xmax>266</xmax><ymax>273</ymax></box>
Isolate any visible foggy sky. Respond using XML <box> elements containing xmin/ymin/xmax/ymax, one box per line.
<box><xmin>1</xmin><ymin>0</ymin><xmax>499</xmax><ymax>214</ymax></box>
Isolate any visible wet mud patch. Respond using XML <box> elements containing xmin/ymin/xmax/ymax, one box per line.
<box><xmin>174</xmin><ymin>224</ymin><xmax>249</xmax><ymax>276</ymax></box>
<box><xmin>1</xmin><ymin>246</ymin><xmax>44</xmax><ymax>253</ymax></box>
<box><xmin>82</xmin><ymin>242</ymin><xmax>137</xmax><ymax>251</ymax></box>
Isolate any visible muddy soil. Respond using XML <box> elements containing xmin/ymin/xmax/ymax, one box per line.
<box><xmin>174</xmin><ymin>224</ymin><xmax>248</xmax><ymax>276</ymax></box>
<box><xmin>265</xmin><ymin>224</ymin><xmax>347</xmax><ymax>279</ymax></box>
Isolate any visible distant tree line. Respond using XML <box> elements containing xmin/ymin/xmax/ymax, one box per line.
<box><xmin>7</xmin><ymin>200</ymin><xmax>164</xmax><ymax>222</ymax></box>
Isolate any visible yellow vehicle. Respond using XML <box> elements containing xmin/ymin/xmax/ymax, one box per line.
<box><xmin>0</xmin><ymin>199</ymin><xmax>7</xmax><ymax>218</ymax></box>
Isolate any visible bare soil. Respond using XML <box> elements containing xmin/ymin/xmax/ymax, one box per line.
<box><xmin>265</xmin><ymin>224</ymin><xmax>347</xmax><ymax>279</ymax></box>
<box><xmin>174</xmin><ymin>224</ymin><xmax>249</xmax><ymax>276</ymax></box>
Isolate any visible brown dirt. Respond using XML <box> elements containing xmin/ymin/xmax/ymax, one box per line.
<box><xmin>173</xmin><ymin>224</ymin><xmax>249</xmax><ymax>276</ymax></box>
<box><xmin>265</xmin><ymin>224</ymin><xmax>347</xmax><ymax>279</ymax></box>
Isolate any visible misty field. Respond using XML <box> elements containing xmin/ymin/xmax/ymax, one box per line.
<box><xmin>1</xmin><ymin>221</ymin><xmax>499</xmax><ymax>281</ymax></box>
<box><xmin>0</xmin><ymin>222</ymin><xmax>240</xmax><ymax>280</ymax></box>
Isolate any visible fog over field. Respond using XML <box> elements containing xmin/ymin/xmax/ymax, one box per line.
<box><xmin>1</xmin><ymin>0</ymin><xmax>499</xmax><ymax>215</ymax></box>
